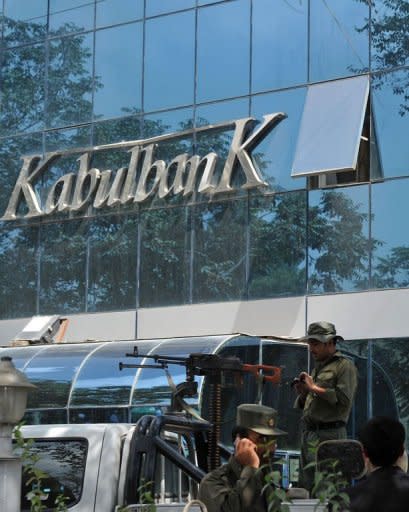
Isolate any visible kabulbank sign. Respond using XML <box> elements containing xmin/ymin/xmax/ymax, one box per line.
<box><xmin>1</xmin><ymin>113</ymin><xmax>285</xmax><ymax>221</ymax></box>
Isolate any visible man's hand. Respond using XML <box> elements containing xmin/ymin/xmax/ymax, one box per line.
<box><xmin>234</xmin><ymin>437</ymin><xmax>260</xmax><ymax>468</ymax></box>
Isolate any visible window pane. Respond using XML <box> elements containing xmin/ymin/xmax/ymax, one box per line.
<box><xmin>144</xmin><ymin>11</ymin><xmax>195</xmax><ymax>111</ymax></box>
<box><xmin>308</xmin><ymin>186</ymin><xmax>369</xmax><ymax>293</ymax></box>
<box><xmin>70</xmin><ymin>407</ymin><xmax>129</xmax><ymax>423</ymax></box>
<box><xmin>371</xmin><ymin>179</ymin><xmax>409</xmax><ymax>289</ymax></box>
<box><xmin>24</xmin><ymin>344</ymin><xmax>94</xmax><ymax>408</ymax></box>
<box><xmin>0</xmin><ymin>44</ymin><xmax>45</xmax><ymax>136</ymax></box>
<box><xmin>310</xmin><ymin>0</ymin><xmax>369</xmax><ymax>81</ymax></box>
<box><xmin>251</xmin><ymin>88</ymin><xmax>307</xmax><ymax>192</ymax></box>
<box><xmin>371</xmin><ymin>0</ymin><xmax>409</xmax><ymax>71</ymax></box>
<box><xmin>47</xmin><ymin>33</ymin><xmax>94</xmax><ymax>128</ymax></box>
<box><xmin>19</xmin><ymin>439</ymin><xmax>87</xmax><ymax>510</ymax></box>
<box><xmin>96</xmin><ymin>0</ymin><xmax>144</xmax><ymax>27</ymax></box>
<box><xmin>144</xmin><ymin>108</ymin><xmax>194</xmax><ymax>135</ymax></box>
<box><xmin>94</xmin><ymin>23</ymin><xmax>143</xmax><ymax>119</ymax></box>
<box><xmin>140</xmin><ymin>207</ymin><xmax>190</xmax><ymax>307</ymax></box>
<box><xmin>292</xmin><ymin>76</ymin><xmax>369</xmax><ymax>177</ymax></box>
<box><xmin>49</xmin><ymin>0</ymin><xmax>94</xmax><ymax>33</ymax></box>
<box><xmin>196</xmin><ymin>98</ymin><xmax>249</xmax><ymax>126</ymax></box>
<box><xmin>44</xmin><ymin>125</ymin><xmax>92</xmax><ymax>152</ymax></box>
<box><xmin>197</xmin><ymin>0</ymin><xmax>250</xmax><ymax>102</ymax></box>
<box><xmin>146</xmin><ymin>0</ymin><xmax>194</xmax><ymax>17</ymax></box>
<box><xmin>39</xmin><ymin>219</ymin><xmax>87</xmax><ymax>313</ymax></box>
<box><xmin>88</xmin><ymin>214</ymin><xmax>138</xmax><ymax>312</ymax></box>
<box><xmin>249</xmin><ymin>191</ymin><xmax>306</xmax><ymax>298</ymax></box>
<box><xmin>252</xmin><ymin>0</ymin><xmax>307</xmax><ymax>92</ymax></box>
<box><xmin>371</xmin><ymin>339</ymin><xmax>409</xmax><ymax>446</ymax></box>
<box><xmin>4</xmin><ymin>1</ymin><xmax>47</xmax><ymax>46</ymax></box>
<box><xmin>0</xmin><ymin>225</ymin><xmax>38</xmax><ymax>319</ymax></box>
<box><xmin>23</xmin><ymin>409</ymin><xmax>68</xmax><ymax>425</ymax></box>
<box><xmin>93</xmin><ymin>115</ymin><xmax>143</xmax><ymax>145</ymax></box>
<box><xmin>70</xmin><ymin>341</ymin><xmax>152</xmax><ymax>406</ymax></box>
<box><xmin>193</xmin><ymin>199</ymin><xmax>247</xmax><ymax>303</ymax></box>
<box><xmin>372</xmin><ymin>69</ymin><xmax>409</xmax><ymax>179</ymax></box>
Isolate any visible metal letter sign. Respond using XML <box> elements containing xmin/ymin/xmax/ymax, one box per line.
<box><xmin>1</xmin><ymin>113</ymin><xmax>286</xmax><ymax>221</ymax></box>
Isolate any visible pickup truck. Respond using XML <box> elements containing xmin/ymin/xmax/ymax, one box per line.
<box><xmin>18</xmin><ymin>416</ymin><xmax>333</xmax><ymax>512</ymax></box>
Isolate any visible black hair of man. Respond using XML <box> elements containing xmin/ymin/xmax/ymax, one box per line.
<box><xmin>231</xmin><ymin>425</ymin><xmax>249</xmax><ymax>443</ymax></box>
<box><xmin>358</xmin><ymin>416</ymin><xmax>405</xmax><ymax>467</ymax></box>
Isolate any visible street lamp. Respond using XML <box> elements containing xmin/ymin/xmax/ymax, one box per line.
<box><xmin>0</xmin><ymin>356</ymin><xmax>36</xmax><ymax>512</ymax></box>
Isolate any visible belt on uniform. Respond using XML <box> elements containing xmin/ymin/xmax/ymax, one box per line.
<box><xmin>304</xmin><ymin>420</ymin><xmax>346</xmax><ymax>431</ymax></box>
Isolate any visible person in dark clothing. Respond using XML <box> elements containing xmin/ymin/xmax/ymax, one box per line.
<box><xmin>198</xmin><ymin>403</ymin><xmax>287</xmax><ymax>512</ymax></box>
<box><xmin>347</xmin><ymin>416</ymin><xmax>409</xmax><ymax>512</ymax></box>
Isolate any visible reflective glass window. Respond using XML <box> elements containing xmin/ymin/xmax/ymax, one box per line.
<box><xmin>249</xmin><ymin>191</ymin><xmax>307</xmax><ymax>299</ymax></box>
<box><xmin>87</xmin><ymin>215</ymin><xmax>138</xmax><ymax>312</ymax></box>
<box><xmin>144</xmin><ymin>11</ymin><xmax>195</xmax><ymax>111</ymax></box>
<box><xmin>372</xmin><ymin>69</ymin><xmax>409</xmax><ymax>179</ymax></box>
<box><xmin>371</xmin><ymin>0</ymin><xmax>409</xmax><ymax>71</ymax></box>
<box><xmin>94</xmin><ymin>23</ymin><xmax>143</xmax><ymax>119</ymax></box>
<box><xmin>251</xmin><ymin>88</ymin><xmax>307</xmax><ymax>192</ymax></box>
<box><xmin>310</xmin><ymin>0</ymin><xmax>369</xmax><ymax>81</ymax></box>
<box><xmin>146</xmin><ymin>0</ymin><xmax>195</xmax><ymax>17</ymax></box>
<box><xmin>144</xmin><ymin>108</ymin><xmax>194</xmax><ymax>136</ymax></box>
<box><xmin>3</xmin><ymin>1</ymin><xmax>47</xmax><ymax>46</ymax></box>
<box><xmin>252</xmin><ymin>0</ymin><xmax>307</xmax><ymax>92</ymax></box>
<box><xmin>49</xmin><ymin>0</ymin><xmax>94</xmax><ymax>33</ymax></box>
<box><xmin>197</xmin><ymin>0</ymin><xmax>250</xmax><ymax>102</ymax></box>
<box><xmin>24</xmin><ymin>344</ymin><xmax>95</xmax><ymax>408</ymax></box>
<box><xmin>0</xmin><ymin>44</ymin><xmax>45</xmax><ymax>136</ymax></box>
<box><xmin>371</xmin><ymin>179</ymin><xmax>409</xmax><ymax>289</ymax></box>
<box><xmin>46</xmin><ymin>33</ymin><xmax>94</xmax><ymax>128</ymax></box>
<box><xmin>262</xmin><ymin>342</ymin><xmax>308</xmax><ymax>450</ymax></box>
<box><xmin>70</xmin><ymin>407</ymin><xmax>129</xmax><ymax>423</ymax></box>
<box><xmin>39</xmin><ymin>219</ymin><xmax>88</xmax><ymax>314</ymax></box>
<box><xmin>44</xmin><ymin>126</ymin><xmax>92</xmax><ymax>152</ymax></box>
<box><xmin>292</xmin><ymin>76</ymin><xmax>369</xmax><ymax>178</ymax></box>
<box><xmin>371</xmin><ymin>339</ymin><xmax>409</xmax><ymax>445</ymax></box>
<box><xmin>19</xmin><ymin>438</ymin><xmax>87</xmax><ymax>510</ymax></box>
<box><xmin>93</xmin><ymin>115</ymin><xmax>143</xmax><ymax>145</ymax></box>
<box><xmin>23</xmin><ymin>409</ymin><xmax>68</xmax><ymax>425</ymax></box>
<box><xmin>308</xmin><ymin>185</ymin><xmax>370</xmax><ymax>293</ymax></box>
<box><xmin>193</xmin><ymin>199</ymin><xmax>247</xmax><ymax>303</ymax></box>
<box><xmin>196</xmin><ymin>98</ymin><xmax>249</xmax><ymax>126</ymax></box>
<box><xmin>0</xmin><ymin>346</ymin><xmax>47</xmax><ymax>371</ymax></box>
<box><xmin>0</xmin><ymin>133</ymin><xmax>43</xmax><ymax>217</ymax></box>
<box><xmin>0</xmin><ymin>225</ymin><xmax>39</xmax><ymax>319</ymax></box>
<box><xmin>70</xmin><ymin>341</ymin><xmax>157</xmax><ymax>406</ymax></box>
<box><xmin>338</xmin><ymin>340</ymin><xmax>369</xmax><ymax>438</ymax></box>
<box><xmin>96</xmin><ymin>0</ymin><xmax>144</xmax><ymax>27</ymax></box>
<box><xmin>139</xmin><ymin>207</ymin><xmax>190</xmax><ymax>307</ymax></box>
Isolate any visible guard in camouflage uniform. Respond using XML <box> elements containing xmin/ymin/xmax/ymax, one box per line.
<box><xmin>198</xmin><ymin>403</ymin><xmax>287</xmax><ymax>512</ymax></box>
<box><xmin>294</xmin><ymin>321</ymin><xmax>358</xmax><ymax>492</ymax></box>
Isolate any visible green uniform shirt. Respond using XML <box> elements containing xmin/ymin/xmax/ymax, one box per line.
<box><xmin>198</xmin><ymin>456</ymin><xmax>272</xmax><ymax>512</ymax></box>
<box><xmin>296</xmin><ymin>351</ymin><xmax>358</xmax><ymax>425</ymax></box>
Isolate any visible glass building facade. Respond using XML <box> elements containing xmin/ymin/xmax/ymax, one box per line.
<box><xmin>1</xmin><ymin>0</ymin><xmax>409</xmax><ymax>443</ymax></box>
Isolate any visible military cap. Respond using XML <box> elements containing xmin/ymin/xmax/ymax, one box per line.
<box><xmin>299</xmin><ymin>321</ymin><xmax>344</xmax><ymax>344</ymax></box>
<box><xmin>236</xmin><ymin>403</ymin><xmax>287</xmax><ymax>437</ymax></box>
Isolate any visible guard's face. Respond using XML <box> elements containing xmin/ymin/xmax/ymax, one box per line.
<box><xmin>307</xmin><ymin>339</ymin><xmax>335</xmax><ymax>361</ymax></box>
<box><xmin>248</xmin><ymin>430</ymin><xmax>276</xmax><ymax>459</ymax></box>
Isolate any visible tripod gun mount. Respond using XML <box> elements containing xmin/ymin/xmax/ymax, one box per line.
<box><xmin>119</xmin><ymin>347</ymin><xmax>281</xmax><ymax>470</ymax></box>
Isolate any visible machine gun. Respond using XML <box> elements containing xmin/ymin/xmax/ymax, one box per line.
<box><xmin>119</xmin><ymin>348</ymin><xmax>281</xmax><ymax>470</ymax></box>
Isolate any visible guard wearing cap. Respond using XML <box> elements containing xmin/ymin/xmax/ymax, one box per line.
<box><xmin>198</xmin><ymin>403</ymin><xmax>287</xmax><ymax>512</ymax></box>
<box><xmin>293</xmin><ymin>321</ymin><xmax>358</xmax><ymax>492</ymax></box>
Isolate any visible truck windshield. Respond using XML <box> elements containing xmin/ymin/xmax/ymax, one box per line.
<box><xmin>18</xmin><ymin>438</ymin><xmax>88</xmax><ymax>510</ymax></box>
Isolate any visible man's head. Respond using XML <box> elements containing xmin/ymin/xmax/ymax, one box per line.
<box><xmin>300</xmin><ymin>321</ymin><xmax>342</xmax><ymax>361</ymax></box>
<box><xmin>234</xmin><ymin>403</ymin><xmax>287</xmax><ymax>457</ymax></box>
<box><xmin>358</xmin><ymin>416</ymin><xmax>405</xmax><ymax>467</ymax></box>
